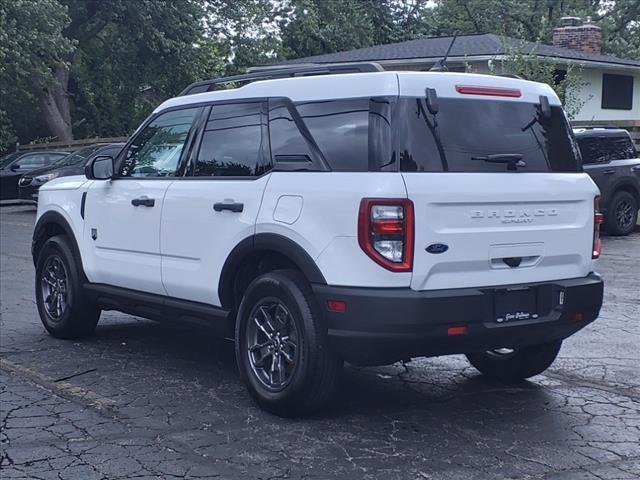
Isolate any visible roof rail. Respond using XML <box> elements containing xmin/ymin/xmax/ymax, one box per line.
<box><xmin>179</xmin><ymin>62</ymin><xmax>384</xmax><ymax>96</ymax></box>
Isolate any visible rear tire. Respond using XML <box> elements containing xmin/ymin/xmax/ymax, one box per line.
<box><xmin>466</xmin><ymin>340</ymin><xmax>562</xmax><ymax>381</ymax></box>
<box><xmin>606</xmin><ymin>191</ymin><xmax>638</xmax><ymax>236</ymax></box>
<box><xmin>235</xmin><ymin>270</ymin><xmax>342</xmax><ymax>417</ymax></box>
<box><xmin>35</xmin><ymin>235</ymin><xmax>100</xmax><ymax>339</ymax></box>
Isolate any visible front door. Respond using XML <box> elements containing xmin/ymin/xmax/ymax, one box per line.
<box><xmin>83</xmin><ymin>107</ymin><xmax>201</xmax><ymax>294</ymax></box>
<box><xmin>161</xmin><ymin>101</ymin><xmax>271</xmax><ymax>306</ymax></box>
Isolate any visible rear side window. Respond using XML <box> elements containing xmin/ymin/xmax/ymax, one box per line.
<box><xmin>296</xmin><ymin>99</ymin><xmax>369</xmax><ymax>171</ymax></box>
<box><xmin>397</xmin><ymin>98</ymin><xmax>581</xmax><ymax>173</ymax></box>
<box><xmin>195</xmin><ymin>102</ymin><xmax>270</xmax><ymax>177</ymax></box>
<box><xmin>268</xmin><ymin>98</ymin><xmax>393</xmax><ymax>172</ymax></box>
<box><xmin>577</xmin><ymin>135</ymin><xmax>637</xmax><ymax>164</ymax></box>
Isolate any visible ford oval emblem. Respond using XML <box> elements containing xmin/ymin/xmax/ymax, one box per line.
<box><xmin>426</xmin><ymin>243</ymin><xmax>449</xmax><ymax>254</ymax></box>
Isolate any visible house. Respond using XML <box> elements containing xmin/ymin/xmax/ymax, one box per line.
<box><xmin>260</xmin><ymin>17</ymin><xmax>639</xmax><ymax>145</ymax></box>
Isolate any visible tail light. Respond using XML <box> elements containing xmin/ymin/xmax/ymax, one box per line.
<box><xmin>358</xmin><ymin>198</ymin><xmax>414</xmax><ymax>272</ymax></box>
<box><xmin>593</xmin><ymin>196</ymin><xmax>603</xmax><ymax>259</ymax></box>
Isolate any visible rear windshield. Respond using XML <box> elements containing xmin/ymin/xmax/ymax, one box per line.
<box><xmin>576</xmin><ymin>135</ymin><xmax>637</xmax><ymax>164</ymax></box>
<box><xmin>397</xmin><ymin>98</ymin><xmax>581</xmax><ymax>173</ymax></box>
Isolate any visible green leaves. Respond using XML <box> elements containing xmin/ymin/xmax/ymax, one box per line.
<box><xmin>1</xmin><ymin>0</ymin><xmax>638</xmax><ymax>152</ymax></box>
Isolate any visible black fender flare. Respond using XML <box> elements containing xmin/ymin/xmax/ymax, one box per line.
<box><xmin>32</xmin><ymin>211</ymin><xmax>84</xmax><ymax>277</ymax></box>
<box><xmin>218</xmin><ymin>233</ymin><xmax>327</xmax><ymax>309</ymax></box>
<box><xmin>610</xmin><ymin>178</ymin><xmax>640</xmax><ymax>203</ymax></box>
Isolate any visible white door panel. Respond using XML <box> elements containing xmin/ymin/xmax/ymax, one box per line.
<box><xmin>83</xmin><ymin>179</ymin><xmax>173</xmax><ymax>294</ymax></box>
<box><xmin>160</xmin><ymin>177</ymin><xmax>270</xmax><ymax>305</ymax></box>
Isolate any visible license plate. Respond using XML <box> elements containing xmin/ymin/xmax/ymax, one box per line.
<box><xmin>494</xmin><ymin>288</ymin><xmax>538</xmax><ymax>323</ymax></box>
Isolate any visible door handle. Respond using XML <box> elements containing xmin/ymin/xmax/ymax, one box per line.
<box><xmin>603</xmin><ymin>169</ymin><xmax>615</xmax><ymax>175</ymax></box>
<box><xmin>131</xmin><ymin>196</ymin><xmax>155</xmax><ymax>207</ymax></box>
<box><xmin>213</xmin><ymin>202</ymin><xmax>244</xmax><ymax>213</ymax></box>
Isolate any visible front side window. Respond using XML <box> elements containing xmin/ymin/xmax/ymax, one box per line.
<box><xmin>119</xmin><ymin>108</ymin><xmax>198</xmax><ymax>177</ymax></box>
<box><xmin>194</xmin><ymin>102</ymin><xmax>269</xmax><ymax>177</ymax></box>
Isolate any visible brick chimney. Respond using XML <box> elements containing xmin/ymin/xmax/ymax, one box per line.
<box><xmin>552</xmin><ymin>16</ymin><xmax>602</xmax><ymax>54</ymax></box>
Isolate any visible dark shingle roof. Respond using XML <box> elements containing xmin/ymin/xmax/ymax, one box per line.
<box><xmin>273</xmin><ymin>33</ymin><xmax>640</xmax><ymax>69</ymax></box>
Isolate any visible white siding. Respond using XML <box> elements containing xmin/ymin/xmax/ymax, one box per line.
<box><xmin>571</xmin><ymin>68</ymin><xmax>640</xmax><ymax>122</ymax></box>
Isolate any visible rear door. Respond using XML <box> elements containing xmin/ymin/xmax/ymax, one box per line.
<box><xmin>397</xmin><ymin>75</ymin><xmax>598</xmax><ymax>291</ymax></box>
<box><xmin>160</xmin><ymin>101</ymin><xmax>271</xmax><ymax>306</ymax></box>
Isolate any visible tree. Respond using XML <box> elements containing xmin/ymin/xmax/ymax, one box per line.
<box><xmin>0</xmin><ymin>0</ymin><xmax>222</xmax><ymax>145</ymax></box>
<box><xmin>1</xmin><ymin>0</ymin><xmax>74</xmax><ymax>144</ymax></box>
<box><xmin>484</xmin><ymin>40</ymin><xmax>590</xmax><ymax>119</ymax></box>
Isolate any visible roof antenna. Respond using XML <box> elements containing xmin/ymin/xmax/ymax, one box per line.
<box><xmin>429</xmin><ymin>34</ymin><xmax>457</xmax><ymax>72</ymax></box>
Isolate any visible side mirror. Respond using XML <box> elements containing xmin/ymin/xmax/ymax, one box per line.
<box><xmin>10</xmin><ymin>164</ymin><xmax>20</xmax><ymax>172</ymax></box>
<box><xmin>85</xmin><ymin>155</ymin><xmax>114</xmax><ymax>180</ymax></box>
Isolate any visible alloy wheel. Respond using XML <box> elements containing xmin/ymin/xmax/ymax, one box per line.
<box><xmin>615</xmin><ymin>199</ymin><xmax>635</xmax><ymax>231</ymax></box>
<box><xmin>40</xmin><ymin>255</ymin><xmax>68</xmax><ymax>321</ymax></box>
<box><xmin>246</xmin><ymin>299</ymin><xmax>299</xmax><ymax>391</ymax></box>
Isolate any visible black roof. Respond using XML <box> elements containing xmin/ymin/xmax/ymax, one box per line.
<box><xmin>271</xmin><ymin>33</ymin><xmax>640</xmax><ymax>69</ymax></box>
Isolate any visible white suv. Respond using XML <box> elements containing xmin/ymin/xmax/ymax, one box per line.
<box><xmin>32</xmin><ymin>65</ymin><xmax>604</xmax><ymax>416</ymax></box>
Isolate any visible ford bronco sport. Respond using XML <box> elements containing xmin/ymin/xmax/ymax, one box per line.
<box><xmin>32</xmin><ymin>64</ymin><xmax>604</xmax><ymax>416</ymax></box>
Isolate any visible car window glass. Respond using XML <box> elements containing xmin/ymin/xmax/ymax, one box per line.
<box><xmin>577</xmin><ymin>136</ymin><xmax>636</xmax><ymax>164</ymax></box>
<box><xmin>55</xmin><ymin>146</ymin><xmax>103</xmax><ymax>167</ymax></box>
<box><xmin>120</xmin><ymin>108</ymin><xmax>198</xmax><ymax>178</ymax></box>
<box><xmin>268</xmin><ymin>101</ymin><xmax>315</xmax><ymax>164</ymax></box>
<box><xmin>195</xmin><ymin>102</ymin><xmax>269</xmax><ymax>177</ymax></box>
<box><xmin>398</xmin><ymin>98</ymin><xmax>580</xmax><ymax>173</ymax></box>
<box><xmin>15</xmin><ymin>154</ymin><xmax>48</xmax><ymax>169</ymax></box>
<box><xmin>296</xmin><ymin>99</ymin><xmax>370</xmax><ymax>171</ymax></box>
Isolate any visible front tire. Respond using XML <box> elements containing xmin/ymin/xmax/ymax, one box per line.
<box><xmin>235</xmin><ymin>270</ymin><xmax>341</xmax><ymax>417</ymax></box>
<box><xmin>606</xmin><ymin>191</ymin><xmax>638</xmax><ymax>236</ymax></box>
<box><xmin>35</xmin><ymin>235</ymin><xmax>100</xmax><ymax>339</ymax></box>
<box><xmin>466</xmin><ymin>340</ymin><xmax>562</xmax><ymax>381</ymax></box>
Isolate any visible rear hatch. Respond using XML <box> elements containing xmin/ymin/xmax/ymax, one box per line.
<box><xmin>396</xmin><ymin>73</ymin><xmax>599</xmax><ymax>291</ymax></box>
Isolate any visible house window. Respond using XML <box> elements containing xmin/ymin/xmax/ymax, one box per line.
<box><xmin>601</xmin><ymin>74</ymin><xmax>634</xmax><ymax>110</ymax></box>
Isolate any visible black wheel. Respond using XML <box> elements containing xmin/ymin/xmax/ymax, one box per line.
<box><xmin>35</xmin><ymin>235</ymin><xmax>100</xmax><ymax>339</ymax></box>
<box><xmin>466</xmin><ymin>340</ymin><xmax>562</xmax><ymax>381</ymax></box>
<box><xmin>235</xmin><ymin>270</ymin><xmax>342</xmax><ymax>417</ymax></box>
<box><xmin>606</xmin><ymin>191</ymin><xmax>638</xmax><ymax>236</ymax></box>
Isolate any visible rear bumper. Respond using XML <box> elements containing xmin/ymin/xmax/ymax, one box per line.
<box><xmin>312</xmin><ymin>273</ymin><xmax>603</xmax><ymax>365</ymax></box>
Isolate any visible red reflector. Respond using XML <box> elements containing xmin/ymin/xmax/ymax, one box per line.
<box><xmin>447</xmin><ymin>326</ymin><xmax>467</xmax><ymax>336</ymax></box>
<box><xmin>573</xmin><ymin>312</ymin><xmax>584</xmax><ymax>321</ymax></box>
<box><xmin>371</xmin><ymin>219</ymin><xmax>404</xmax><ymax>235</ymax></box>
<box><xmin>594</xmin><ymin>212</ymin><xmax>604</xmax><ymax>225</ymax></box>
<box><xmin>455</xmin><ymin>85</ymin><xmax>522</xmax><ymax>98</ymax></box>
<box><xmin>327</xmin><ymin>300</ymin><xmax>346</xmax><ymax>313</ymax></box>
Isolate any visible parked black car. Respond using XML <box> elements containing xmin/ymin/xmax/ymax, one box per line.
<box><xmin>0</xmin><ymin>150</ymin><xmax>69</xmax><ymax>201</ymax></box>
<box><xmin>18</xmin><ymin>143</ymin><xmax>124</xmax><ymax>202</ymax></box>
<box><xmin>574</xmin><ymin>127</ymin><xmax>640</xmax><ymax>236</ymax></box>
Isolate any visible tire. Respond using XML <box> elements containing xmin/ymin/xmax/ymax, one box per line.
<box><xmin>235</xmin><ymin>269</ymin><xmax>342</xmax><ymax>417</ymax></box>
<box><xmin>605</xmin><ymin>191</ymin><xmax>638</xmax><ymax>236</ymax></box>
<box><xmin>35</xmin><ymin>235</ymin><xmax>100</xmax><ymax>339</ymax></box>
<box><xmin>466</xmin><ymin>340</ymin><xmax>562</xmax><ymax>381</ymax></box>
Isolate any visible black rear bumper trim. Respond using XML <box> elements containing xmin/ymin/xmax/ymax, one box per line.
<box><xmin>312</xmin><ymin>274</ymin><xmax>603</xmax><ymax>365</ymax></box>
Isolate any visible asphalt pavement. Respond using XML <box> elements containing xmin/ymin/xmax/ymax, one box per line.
<box><xmin>1</xmin><ymin>203</ymin><xmax>639</xmax><ymax>480</ymax></box>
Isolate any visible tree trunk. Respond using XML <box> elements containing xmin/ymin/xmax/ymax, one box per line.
<box><xmin>32</xmin><ymin>64</ymin><xmax>73</xmax><ymax>142</ymax></box>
